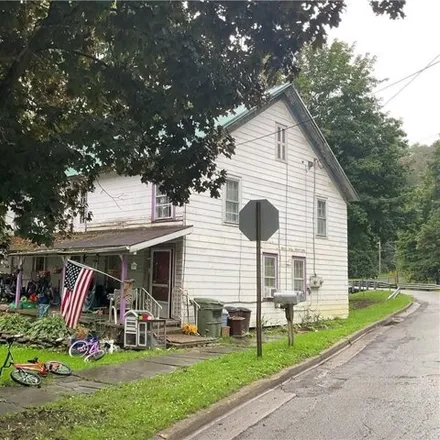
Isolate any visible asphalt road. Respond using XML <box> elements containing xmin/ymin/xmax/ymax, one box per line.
<box><xmin>187</xmin><ymin>291</ymin><xmax>440</xmax><ymax>440</ymax></box>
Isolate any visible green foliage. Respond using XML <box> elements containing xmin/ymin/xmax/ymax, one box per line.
<box><xmin>294</xmin><ymin>41</ymin><xmax>409</xmax><ymax>278</ymax></box>
<box><xmin>398</xmin><ymin>140</ymin><xmax>440</xmax><ymax>282</ymax></box>
<box><xmin>0</xmin><ymin>313</ymin><xmax>32</xmax><ymax>334</ymax></box>
<box><xmin>0</xmin><ymin>291</ymin><xmax>411</xmax><ymax>439</ymax></box>
<box><xmin>0</xmin><ymin>1</ymin><xmax>405</xmax><ymax>245</ymax></box>
<box><xmin>25</xmin><ymin>314</ymin><xmax>71</xmax><ymax>340</ymax></box>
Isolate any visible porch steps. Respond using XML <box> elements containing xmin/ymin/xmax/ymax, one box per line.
<box><xmin>165</xmin><ymin>318</ymin><xmax>182</xmax><ymax>335</ymax></box>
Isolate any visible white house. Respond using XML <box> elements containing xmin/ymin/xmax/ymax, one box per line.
<box><xmin>8</xmin><ymin>84</ymin><xmax>358</xmax><ymax>326</ymax></box>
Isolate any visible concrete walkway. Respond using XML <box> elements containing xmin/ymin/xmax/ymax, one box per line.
<box><xmin>0</xmin><ymin>346</ymin><xmax>242</xmax><ymax>415</ymax></box>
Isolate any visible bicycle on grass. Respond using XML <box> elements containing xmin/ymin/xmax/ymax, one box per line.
<box><xmin>0</xmin><ymin>336</ymin><xmax>71</xmax><ymax>386</ymax></box>
<box><xmin>69</xmin><ymin>336</ymin><xmax>109</xmax><ymax>361</ymax></box>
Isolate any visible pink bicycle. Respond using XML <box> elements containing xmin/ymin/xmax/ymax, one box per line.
<box><xmin>68</xmin><ymin>337</ymin><xmax>109</xmax><ymax>362</ymax></box>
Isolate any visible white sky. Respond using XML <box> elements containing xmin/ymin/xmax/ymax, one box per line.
<box><xmin>330</xmin><ymin>0</ymin><xmax>440</xmax><ymax>145</ymax></box>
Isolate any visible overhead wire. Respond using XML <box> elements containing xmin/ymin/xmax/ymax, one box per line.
<box><xmin>382</xmin><ymin>53</ymin><xmax>440</xmax><ymax>107</ymax></box>
<box><xmin>232</xmin><ymin>54</ymin><xmax>440</xmax><ymax>147</ymax></box>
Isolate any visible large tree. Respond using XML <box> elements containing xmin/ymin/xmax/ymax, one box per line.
<box><xmin>397</xmin><ymin>140</ymin><xmax>440</xmax><ymax>282</ymax></box>
<box><xmin>294</xmin><ymin>41</ymin><xmax>409</xmax><ymax>278</ymax></box>
<box><xmin>0</xmin><ymin>1</ymin><xmax>405</xmax><ymax>245</ymax></box>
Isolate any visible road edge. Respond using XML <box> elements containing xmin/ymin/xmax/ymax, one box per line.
<box><xmin>155</xmin><ymin>300</ymin><xmax>417</xmax><ymax>440</ymax></box>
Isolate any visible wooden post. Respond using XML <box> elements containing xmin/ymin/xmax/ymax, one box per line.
<box><xmin>119</xmin><ymin>254</ymin><xmax>128</xmax><ymax>324</ymax></box>
<box><xmin>15</xmin><ymin>256</ymin><xmax>23</xmax><ymax>307</ymax></box>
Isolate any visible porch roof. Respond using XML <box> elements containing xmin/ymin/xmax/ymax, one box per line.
<box><xmin>9</xmin><ymin>225</ymin><xmax>193</xmax><ymax>256</ymax></box>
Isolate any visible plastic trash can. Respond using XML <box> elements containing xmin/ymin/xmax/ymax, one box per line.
<box><xmin>194</xmin><ymin>298</ymin><xmax>224</xmax><ymax>338</ymax></box>
<box><xmin>228</xmin><ymin>316</ymin><xmax>246</xmax><ymax>337</ymax></box>
<box><xmin>237</xmin><ymin>307</ymin><xmax>252</xmax><ymax>334</ymax></box>
<box><xmin>225</xmin><ymin>306</ymin><xmax>252</xmax><ymax>335</ymax></box>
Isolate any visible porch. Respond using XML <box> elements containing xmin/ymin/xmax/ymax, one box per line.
<box><xmin>7</xmin><ymin>225</ymin><xmax>193</xmax><ymax>324</ymax></box>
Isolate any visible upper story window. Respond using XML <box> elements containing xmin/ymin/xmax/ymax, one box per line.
<box><xmin>263</xmin><ymin>253</ymin><xmax>278</xmax><ymax>297</ymax></box>
<box><xmin>317</xmin><ymin>199</ymin><xmax>327</xmax><ymax>237</ymax></box>
<box><xmin>224</xmin><ymin>178</ymin><xmax>240</xmax><ymax>224</ymax></box>
<box><xmin>293</xmin><ymin>257</ymin><xmax>306</xmax><ymax>292</ymax></box>
<box><xmin>79</xmin><ymin>190</ymin><xmax>87</xmax><ymax>224</ymax></box>
<box><xmin>275</xmin><ymin>123</ymin><xmax>287</xmax><ymax>162</ymax></box>
<box><xmin>34</xmin><ymin>256</ymin><xmax>46</xmax><ymax>272</ymax></box>
<box><xmin>154</xmin><ymin>186</ymin><xmax>173</xmax><ymax>220</ymax></box>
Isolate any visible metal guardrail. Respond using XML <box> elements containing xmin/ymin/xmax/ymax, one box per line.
<box><xmin>349</xmin><ymin>279</ymin><xmax>440</xmax><ymax>293</ymax></box>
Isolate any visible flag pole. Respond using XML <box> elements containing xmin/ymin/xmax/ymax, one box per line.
<box><xmin>66</xmin><ymin>259</ymin><xmax>123</xmax><ymax>283</ymax></box>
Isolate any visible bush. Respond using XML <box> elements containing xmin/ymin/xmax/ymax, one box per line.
<box><xmin>0</xmin><ymin>313</ymin><xmax>33</xmax><ymax>335</ymax></box>
<box><xmin>26</xmin><ymin>314</ymin><xmax>71</xmax><ymax>340</ymax></box>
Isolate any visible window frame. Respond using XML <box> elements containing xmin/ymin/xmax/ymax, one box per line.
<box><xmin>223</xmin><ymin>177</ymin><xmax>241</xmax><ymax>225</ymax></box>
<box><xmin>263</xmin><ymin>253</ymin><xmax>278</xmax><ymax>297</ymax></box>
<box><xmin>292</xmin><ymin>257</ymin><xmax>306</xmax><ymax>293</ymax></box>
<box><xmin>275</xmin><ymin>123</ymin><xmax>288</xmax><ymax>162</ymax></box>
<box><xmin>316</xmin><ymin>198</ymin><xmax>327</xmax><ymax>237</ymax></box>
<box><xmin>79</xmin><ymin>190</ymin><xmax>87</xmax><ymax>224</ymax></box>
<box><xmin>33</xmin><ymin>256</ymin><xmax>46</xmax><ymax>272</ymax></box>
<box><xmin>152</xmin><ymin>185</ymin><xmax>175</xmax><ymax>222</ymax></box>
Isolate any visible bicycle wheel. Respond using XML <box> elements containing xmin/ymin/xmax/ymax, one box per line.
<box><xmin>69</xmin><ymin>340</ymin><xmax>89</xmax><ymax>357</ymax></box>
<box><xmin>45</xmin><ymin>361</ymin><xmax>72</xmax><ymax>376</ymax></box>
<box><xmin>84</xmin><ymin>349</ymin><xmax>106</xmax><ymax>362</ymax></box>
<box><xmin>10</xmin><ymin>369</ymin><xmax>41</xmax><ymax>387</ymax></box>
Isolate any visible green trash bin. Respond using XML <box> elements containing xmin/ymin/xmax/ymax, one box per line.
<box><xmin>194</xmin><ymin>298</ymin><xmax>224</xmax><ymax>338</ymax></box>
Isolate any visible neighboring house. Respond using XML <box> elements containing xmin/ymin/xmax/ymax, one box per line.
<box><xmin>8</xmin><ymin>84</ymin><xmax>358</xmax><ymax>326</ymax></box>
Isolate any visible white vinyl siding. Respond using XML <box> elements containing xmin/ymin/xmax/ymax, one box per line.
<box><xmin>317</xmin><ymin>199</ymin><xmax>327</xmax><ymax>237</ymax></box>
<box><xmin>276</xmin><ymin>123</ymin><xmax>287</xmax><ymax>161</ymax></box>
<box><xmin>224</xmin><ymin>179</ymin><xmax>240</xmax><ymax>223</ymax></box>
<box><xmin>293</xmin><ymin>258</ymin><xmax>306</xmax><ymax>292</ymax></box>
<box><xmin>155</xmin><ymin>187</ymin><xmax>172</xmax><ymax>220</ymax></box>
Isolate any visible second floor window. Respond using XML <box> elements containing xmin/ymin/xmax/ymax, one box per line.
<box><xmin>224</xmin><ymin>179</ymin><xmax>240</xmax><ymax>223</ymax></box>
<box><xmin>276</xmin><ymin>123</ymin><xmax>287</xmax><ymax>161</ymax></box>
<box><xmin>317</xmin><ymin>199</ymin><xmax>327</xmax><ymax>236</ymax></box>
<box><xmin>79</xmin><ymin>190</ymin><xmax>87</xmax><ymax>224</ymax></box>
<box><xmin>155</xmin><ymin>186</ymin><xmax>173</xmax><ymax>220</ymax></box>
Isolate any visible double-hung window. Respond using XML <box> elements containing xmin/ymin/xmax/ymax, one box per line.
<box><xmin>224</xmin><ymin>179</ymin><xmax>240</xmax><ymax>224</ymax></box>
<box><xmin>276</xmin><ymin>123</ymin><xmax>287</xmax><ymax>161</ymax></box>
<box><xmin>263</xmin><ymin>254</ymin><xmax>278</xmax><ymax>296</ymax></box>
<box><xmin>317</xmin><ymin>199</ymin><xmax>327</xmax><ymax>237</ymax></box>
<box><xmin>293</xmin><ymin>258</ymin><xmax>306</xmax><ymax>292</ymax></box>
<box><xmin>154</xmin><ymin>186</ymin><xmax>173</xmax><ymax>220</ymax></box>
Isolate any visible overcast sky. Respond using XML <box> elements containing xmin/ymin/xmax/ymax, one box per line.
<box><xmin>330</xmin><ymin>0</ymin><xmax>440</xmax><ymax>145</ymax></box>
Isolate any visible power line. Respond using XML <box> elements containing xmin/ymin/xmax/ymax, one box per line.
<box><xmin>374</xmin><ymin>59</ymin><xmax>440</xmax><ymax>94</ymax></box>
<box><xmin>233</xmin><ymin>55</ymin><xmax>440</xmax><ymax>148</ymax></box>
<box><xmin>383</xmin><ymin>54</ymin><xmax>440</xmax><ymax>107</ymax></box>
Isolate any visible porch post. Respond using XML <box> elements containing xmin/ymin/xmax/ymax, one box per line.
<box><xmin>60</xmin><ymin>256</ymin><xmax>68</xmax><ymax>297</ymax></box>
<box><xmin>119</xmin><ymin>254</ymin><xmax>128</xmax><ymax>324</ymax></box>
<box><xmin>15</xmin><ymin>256</ymin><xmax>23</xmax><ymax>307</ymax></box>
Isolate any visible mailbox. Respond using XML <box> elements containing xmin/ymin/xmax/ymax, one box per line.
<box><xmin>273</xmin><ymin>291</ymin><xmax>306</xmax><ymax>306</ymax></box>
<box><xmin>273</xmin><ymin>290</ymin><xmax>307</xmax><ymax>347</ymax></box>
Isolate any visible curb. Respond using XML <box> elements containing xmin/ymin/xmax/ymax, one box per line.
<box><xmin>155</xmin><ymin>301</ymin><xmax>417</xmax><ymax>440</ymax></box>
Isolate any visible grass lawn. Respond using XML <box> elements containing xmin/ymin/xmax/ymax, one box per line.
<box><xmin>1</xmin><ymin>291</ymin><xmax>412</xmax><ymax>440</ymax></box>
<box><xmin>0</xmin><ymin>344</ymin><xmax>170</xmax><ymax>386</ymax></box>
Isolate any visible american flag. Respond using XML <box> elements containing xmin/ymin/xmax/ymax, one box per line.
<box><xmin>61</xmin><ymin>260</ymin><xmax>94</xmax><ymax>328</ymax></box>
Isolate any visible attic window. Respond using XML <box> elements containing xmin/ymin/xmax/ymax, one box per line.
<box><xmin>275</xmin><ymin>123</ymin><xmax>287</xmax><ymax>162</ymax></box>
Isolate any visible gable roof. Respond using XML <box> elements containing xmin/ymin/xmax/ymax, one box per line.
<box><xmin>222</xmin><ymin>84</ymin><xmax>359</xmax><ymax>202</ymax></box>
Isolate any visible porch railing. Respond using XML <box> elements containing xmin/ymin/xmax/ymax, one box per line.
<box><xmin>135</xmin><ymin>287</ymin><xmax>162</xmax><ymax>319</ymax></box>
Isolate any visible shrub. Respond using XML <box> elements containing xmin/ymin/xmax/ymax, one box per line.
<box><xmin>0</xmin><ymin>313</ymin><xmax>32</xmax><ymax>334</ymax></box>
<box><xmin>26</xmin><ymin>314</ymin><xmax>71</xmax><ymax>340</ymax></box>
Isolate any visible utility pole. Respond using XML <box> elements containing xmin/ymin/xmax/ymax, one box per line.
<box><xmin>378</xmin><ymin>239</ymin><xmax>382</xmax><ymax>276</ymax></box>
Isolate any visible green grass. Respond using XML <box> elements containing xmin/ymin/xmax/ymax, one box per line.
<box><xmin>2</xmin><ymin>291</ymin><xmax>412</xmax><ymax>440</ymax></box>
<box><xmin>0</xmin><ymin>345</ymin><xmax>169</xmax><ymax>386</ymax></box>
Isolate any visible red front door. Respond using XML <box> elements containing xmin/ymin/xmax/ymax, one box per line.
<box><xmin>150</xmin><ymin>249</ymin><xmax>172</xmax><ymax>318</ymax></box>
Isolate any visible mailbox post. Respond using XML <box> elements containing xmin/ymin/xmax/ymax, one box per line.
<box><xmin>273</xmin><ymin>291</ymin><xmax>307</xmax><ymax>347</ymax></box>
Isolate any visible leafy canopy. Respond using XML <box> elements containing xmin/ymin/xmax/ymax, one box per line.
<box><xmin>0</xmin><ymin>1</ymin><xmax>405</xmax><ymax>245</ymax></box>
<box><xmin>294</xmin><ymin>41</ymin><xmax>409</xmax><ymax>278</ymax></box>
<box><xmin>397</xmin><ymin>140</ymin><xmax>440</xmax><ymax>282</ymax></box>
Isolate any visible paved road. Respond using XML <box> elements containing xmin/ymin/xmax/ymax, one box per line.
<box><xmin>188</xmin><ymin>291</ymin><xmax>440</xmax><ymax>440</ymax></box>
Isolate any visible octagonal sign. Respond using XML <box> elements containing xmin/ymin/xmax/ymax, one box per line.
<box><xmin>239</xmin><ymin>199</ymin><xmax>280</xmax><ymax>242</ymax></box>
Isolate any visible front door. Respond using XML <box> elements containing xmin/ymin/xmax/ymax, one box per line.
<box><xmin>150</xmin><ymin>249</ymin><xmax>172</xmax><ymax>318</ymax></box>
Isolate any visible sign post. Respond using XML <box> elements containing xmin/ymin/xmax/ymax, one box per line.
<box><xmin>239</xmin><ymin>199</ymin><xmax>279</xmax><ymax>357</ymax></box>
